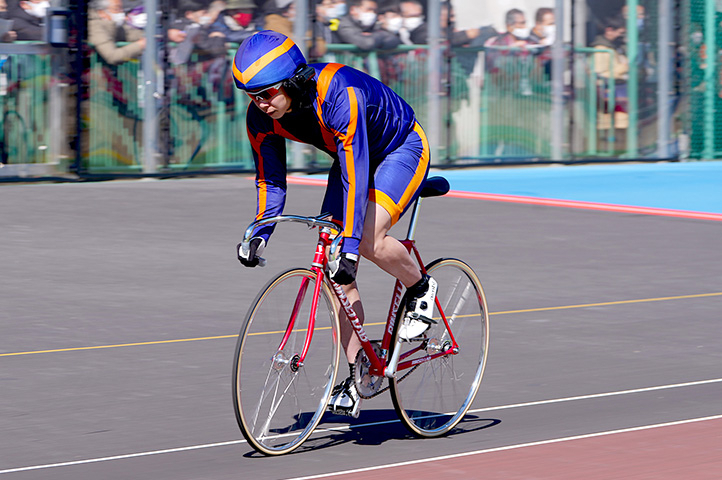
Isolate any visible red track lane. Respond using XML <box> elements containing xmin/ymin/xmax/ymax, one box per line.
<box><xmin>285</xmin><ymin>176</ymin><xmax>722</xmax><ymax>222</ymax></box>
<box><xmin>322</xmin><ymin>417</ymin><xmax>722</xmax><ymax>480</ymax></box>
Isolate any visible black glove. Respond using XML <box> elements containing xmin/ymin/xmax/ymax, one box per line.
<box><xmin>329</xmin><ymin>253</ymin><xmax>358</xmax><ymax>285</ymax></box>
<box><xmin>237</xmin><ymin>237</ymin><xmax>265</xmax><ymax>267</ymax></box>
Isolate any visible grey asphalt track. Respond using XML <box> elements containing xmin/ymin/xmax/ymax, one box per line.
<box><xmin>1</xmin><ymin>176</ymin><xmax>720</xmax><ymax>479</ymax></box>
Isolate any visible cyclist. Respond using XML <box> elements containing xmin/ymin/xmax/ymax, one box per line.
<box><xmin>234</xmin><ymin>30</ymin><xmax>437</xmax><ymax>418</ymax></box>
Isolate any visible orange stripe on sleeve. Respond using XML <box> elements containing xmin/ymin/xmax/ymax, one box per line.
<box><xmin>341</xmin><ymin>87</ymin><xmax>358</xmax><ymax>239</ymax></box>
<box><xmin>247</xmin><ymin>127</ymin><xmax>268</xmax><ymax>220</ymax></box>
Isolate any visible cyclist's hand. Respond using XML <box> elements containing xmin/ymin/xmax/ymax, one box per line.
<box><xmin>329</xmin><ymin>253</ymin><xmax>358</xmax><ymax>285</ymax></box>
<box><xmin>237</xmin><ymin>237</ymin><xmax>265</xmax><ymax>267</ymax></box>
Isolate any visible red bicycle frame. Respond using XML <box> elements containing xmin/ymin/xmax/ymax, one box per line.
<box><xmin>281</xmin><ymin>228</ymin><xmax>460</xmax><ymax>377</ymax></box>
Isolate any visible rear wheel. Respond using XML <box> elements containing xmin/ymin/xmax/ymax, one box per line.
<box><xmin>233</xmin><ymin>268</ymin><xmax>341</xmax><ymax>455</ymax></box>
<box><xmin>390</xmin><ymin>258</ymin><xmax>489</xmax><ymax>437</ymax></box>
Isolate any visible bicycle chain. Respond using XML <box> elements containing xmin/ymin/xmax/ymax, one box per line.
<box><xmin>354</xmin><ymin>340</ymin><xmax>422</xmax><ymax>399</ymax></box>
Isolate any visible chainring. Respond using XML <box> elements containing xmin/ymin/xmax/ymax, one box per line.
<box><xmin>354</xmin><ymin>342</ymin><xmax>385</xmax><ymax>399</ymax></box>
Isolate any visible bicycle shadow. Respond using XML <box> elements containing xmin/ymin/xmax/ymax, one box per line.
<box><xmin>242</xmin><ymin>409</ymin><xmax>500</xmax><ymax>457</ymax></box>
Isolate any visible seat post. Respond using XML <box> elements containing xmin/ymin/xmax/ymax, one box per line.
<box><xmin>405</xmin><ymin>197</ymin><xmax>423</xmax><ymax>241</ymax></box>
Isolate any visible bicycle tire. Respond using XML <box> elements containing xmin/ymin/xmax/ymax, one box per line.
<box><xmin>390</xmin><ymin>258</ymin><xmax>490</xmax><ymax>437</ymax></box>
<box><xmin>232</xmin><ymin>268</ymin><xmax>341</xmax><ymax>455</ymax></box>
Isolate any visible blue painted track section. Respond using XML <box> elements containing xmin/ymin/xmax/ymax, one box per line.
<box><xmin>437</xmin><ymin>161</ymin><xmax>722</xmax><ymax>214</ymax></box>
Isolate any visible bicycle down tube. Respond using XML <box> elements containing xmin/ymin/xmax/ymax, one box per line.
<box><xmin>241</xmin><ymin>213</ymin><xmax>463</xmax><ymax>380</ymax></box>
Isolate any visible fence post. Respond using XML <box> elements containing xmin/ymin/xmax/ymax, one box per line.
<box><xmin>657</xmin><ymin>0</ymin><xmax>672</xmax><ymax>158</ymax></box>
<box><xmin>703</xmin><ymin>0</ymin><xmax>716</xmax><ymax>159</ymax></box>
<box><xmin>551</xmin><ymin>0</ymin><xmax>565</xmax><ymax>161</ymax></box>
<box><xmin>427</xmin><ymin>0</ymin><xmax>442</xmax><ymax>164</ymax></box>
<box><xmin>625</xmin><ymin>0</ymin><xmax>639</xmax><ymax>157</ymax></box>
<box><xmin>290</xmin><ymin>0</ymin><xmax>310</xmax><ymax>170</ymax></box>
<box><xmin>142</xmin><ymin>0</ymin><xmax>159</xmax><ymax>174</ymax></box>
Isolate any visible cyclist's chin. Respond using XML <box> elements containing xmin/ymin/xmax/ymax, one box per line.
<box><xmin>266</xmin><ymin>109</ymin><xmax>287</xmax><ymax>120</ymax></box>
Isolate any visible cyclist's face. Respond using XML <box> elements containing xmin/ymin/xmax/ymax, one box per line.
<box><xmin>252</xmin><ymin>87</ymin><xmax>292</xmax><ymax>119</ymax></box>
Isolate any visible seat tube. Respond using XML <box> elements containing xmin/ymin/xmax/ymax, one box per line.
<box><xmin>405</xmin><ymin>197</ymin><xmax>423</xmax><ymax>241</ymax></box>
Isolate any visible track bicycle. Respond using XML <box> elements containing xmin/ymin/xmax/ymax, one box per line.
<box><xmin>232</xmin><ymin>176</ymin><xmax>490</xmax><ymax>455</ymax></box>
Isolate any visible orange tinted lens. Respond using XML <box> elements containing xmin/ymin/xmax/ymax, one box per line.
<box><xmin>246</xmin><ymin>84</ymin><xmax>282</xmax><ymax>101</ymax></box>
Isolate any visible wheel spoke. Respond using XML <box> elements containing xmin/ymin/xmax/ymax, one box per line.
<box><xmin>233</xmin><ymin>269</ymin><xmax>340</xmax><ymax>455</ymax></box>
<box><xmin>390</xmin><ymin>259</ymin><xmax>489</xmax><ymax>437</ymax></box>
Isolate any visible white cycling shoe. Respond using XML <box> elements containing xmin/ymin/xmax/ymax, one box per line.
<box><xmin>399</xmin><ymin>275</ymin><xmax>438</xmax><ymax>340</ymax></box>
<box><xmin>328</xmin><ymin>376</ymin><xmax>362</xmax><ymax>418</ymax></box>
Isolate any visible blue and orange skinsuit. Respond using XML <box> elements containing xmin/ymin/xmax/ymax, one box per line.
<box><xmin>247</xmin><ymin>63</ymin><xmax>430</xmax><ymax>256</ymax></box>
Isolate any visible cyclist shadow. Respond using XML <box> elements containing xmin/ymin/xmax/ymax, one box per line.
<box><xmin>242</xmin><ymin>411</ymin><xmax>500</xmax><ymax>457</ymax></box>
<box><xmin>302</xmin><ymin>410</ymin><xmax>499</xmax><ymax>453</ymax></box>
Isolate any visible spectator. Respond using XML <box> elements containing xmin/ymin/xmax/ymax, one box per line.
<box><xmin>88</xmin><ymin>0</ymin><xmax>146</xmax><ymax>65</ymax></box>
<box><xmin>398</xmin><ymin>0</ymin><xmax>423</xmax><ymax>45</ymax></box>
<box><xmin>334</xmin><ymin>0</ymin><xmax>398</xmax><ymax>51</ymax></box>
<box><xmin>528</xmin><ymin>7</ymin><xmax>555</xmax><ymax>46</ymax></box>
<box><xmin>7</xmin><ymin>0</ymin><xmax>48</xmax><ymax>41</ymax></box>
<box><xmin>315</xmin><ymin>0</ymin><xmax>346</xmax><ymax>45</ymax></box>
<box><xmin>400</xmin><ymin>1</ymin><xmax>482</xmax><ymax>48</ymax></box>
<box><xmin>263</xmin><ymin>0</ymin><xmax>294</xmax><ymax>38</ymax></box>
<box><xmin>486</xmin><ymin>9</ymin><xmax>532</xmax><ymax>95</ymax></box>
<box><xmin>621</xmin><ymin>3</ymin><xmax>646</xmax><ymax>30</ymax></box>
<box><xmin>209</xmin><ymin>0</ymin><xmax>261</xmax><ymax>45</ymax></box>
<box><xmin>486</xmin><ymin>8</ymin><xmax>529</xmax><ymax>48</ymax></box>
<box><xmin>0</xmin><ymin>0</ymin><xmax>17</xmax><ymax>42</ymax></box>
<box><xmin>263</xmin><ymin>0</ymin><xmax>328</xmax><ymax>57</ymax></box>
<box><xmin>591</xmin><ymin>15</ymin><xmax>629</xmax><ymax>129</ymax></box>
<box><xmin>169</xmin><ymin>0</ymin><xmax>227</xmax><ymax>65</ymax></box>
<box><xmin>376</xmin><ymin>1</ymin><xmax>403</xmax><ymax>36</ymax></box>
<box><xmin>590</xmin><ymin>15</ymin><xmax>628</xmax><ymax>80</ymax></box>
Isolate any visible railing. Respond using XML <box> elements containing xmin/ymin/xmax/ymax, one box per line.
<box><xmin>85</xmin><ymin>46</ymin><xmax>254</xmax><ymax>173</ymax></box>
<box><xmin>1</xmin><ymin>41</ymin><xmax>682</xmax><ymax>176</ymax></box>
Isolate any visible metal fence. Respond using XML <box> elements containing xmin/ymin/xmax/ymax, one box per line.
<box><xmin>1</xmin><ymin>0</ymin><xmax>720</xmax><ymax>179</ymax></box>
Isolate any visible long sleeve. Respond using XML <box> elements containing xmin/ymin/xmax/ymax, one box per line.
<box><xmin>324</xmin><ymin>86</ymin><xmax>370</xmax><ymax>256</ymax></box>
<box><xmin>246</xmin><ymin>105</ymin><xmax>288</xmax><ymax>243</ymax></box>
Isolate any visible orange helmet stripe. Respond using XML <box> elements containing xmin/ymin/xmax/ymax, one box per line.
<box><xmin>238</xmin><ymin>37</ymin><xmax>297</xmax><ymax>86</ymax></box>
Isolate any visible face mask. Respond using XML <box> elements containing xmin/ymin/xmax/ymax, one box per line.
<box><xmin>233</xmin><ymin>12</ymin><xmax>253</xmax><ymax>28</ymax></box>
<box><xmin>541</xmin><ymin>25</ymin><xmax>556</xmax><ymax>44</ymax></box>
<box><xmin>636</xmin><ymin>18</ymin><xmax>644</xmax><ymax>30</ymax></box>
<box><xmin>327</xmin><ymin>3</ymin><xmax>346</xmax><ymax>19</ymax></box>
<box><xmin>128</xmin><ymin>12</ymin><xmax>147</xmax><ymax>29</ymax></box>
<box><xmin>110</xmin><ymin>12</ymin><xmax>126</xmax><ymax>26</ymax></box>
<box><xmin>512</xmin><ymin>27</ymin><xmax>530</xmax><ymax>39</ymax></box>
<box><xmin>25</xmin><ymin>1</ymin><xmax>50</xmax><ymax>19</ymax></box>
<box><xmin>403</xmin><ymin>16</ymin><xmax>423</xmax><ymax>31</ymax></box>
<box><xmin>384</xmin><ymin>16</ymin><xmax>403</xmax><ymax>33</ymax></box>
<box><xmin>198</xmin><ymin>15</ymin><xmax>212</xmax><ymax>26</ymax></box>
<box><xmin>357</xmin><ymin>11</ymin><xmax>376</xmax><ymax>28</ymax></box>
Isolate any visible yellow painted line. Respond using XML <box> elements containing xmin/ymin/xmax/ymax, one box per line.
<box><xmin>490</xmin><ymin>292</ymin><xmax>722</xmax><ymax>315</ymax></box>
<box><xmin>2</xmin><ymin>292</ymin><xmax>720</xmax><ymax>358</ymax></box>
<box><xmin>0</xmin><ymin>335</ymin><xmax>238</xmax><ymax>357</ymax></box>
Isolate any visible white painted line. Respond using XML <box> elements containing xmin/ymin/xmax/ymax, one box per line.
<box><xmin>283</xmin><ymin>414</ymin><xmax>722</xmax><ymax>480</ymax></box>
<box><xmin>1</xmin><ymin>377</ymin><xmax>720</xmax><ymax>475</ymax></box>
<box><xmin>468</xmin><ymin>377</ymin><xmax>722</xmax><ymax>413</ymax></box>
<box><xmin>0</xmin><ymin>441</ymin><xmax>245</xmax><ymax>475</ymax></box>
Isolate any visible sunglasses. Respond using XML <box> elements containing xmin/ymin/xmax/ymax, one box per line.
<box><xmin>246</xmin><ymin>81</ymin><xmax>284</xmax><ymax>102</ymax></box>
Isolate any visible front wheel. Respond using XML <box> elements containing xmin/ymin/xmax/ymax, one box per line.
<box><xmin>232</xmin><ymin>268</ymin><xmax>341</xmax><ymax>455</ymax></box>
<box><xmin>390</xmin><ymin>258</ymin><xmax>490</xmax><ymax>437</ymax></box>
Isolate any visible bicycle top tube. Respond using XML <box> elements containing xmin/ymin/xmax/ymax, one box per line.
<box><xmin>241</xmin><ymin>213</ymin><xmax>341</xmax><ymax>247</ymax></box>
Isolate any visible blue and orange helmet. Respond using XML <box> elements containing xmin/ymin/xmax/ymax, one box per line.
<box><xmin>232</xmin><ymin>30</ymin><xmax>307</xmax><ymax>91</ymax></box>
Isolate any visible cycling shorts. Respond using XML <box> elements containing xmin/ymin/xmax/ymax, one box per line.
<box><xmin>321</xmin><ymin>121</ymin><xmax>430</xmax><ymax>226</ymax></box>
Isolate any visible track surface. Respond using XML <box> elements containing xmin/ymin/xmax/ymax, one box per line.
<box><xmin>1</xmin><ymin>168</ymin><xmax>720</xmax><ymax>479</ymax></box>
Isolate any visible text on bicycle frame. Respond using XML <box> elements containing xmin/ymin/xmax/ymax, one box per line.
<box><xmin>330</xmin><ymin>280</ymin><xmax>369</xmax><ymax>343</ymax></box>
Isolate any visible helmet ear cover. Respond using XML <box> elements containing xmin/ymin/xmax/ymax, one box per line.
<box><xmin>282</xmin><ymin>64</ymin><xmax>316</xmax><ymax>99</ymax></box>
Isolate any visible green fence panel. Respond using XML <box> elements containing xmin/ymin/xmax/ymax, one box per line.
<box><xmin>85</xmin><ymin>47</ymin><xmax>253</xmax><ymax>174</ymax></box>
<box><xmin>0</xmin><ymin>44</ymin><xmax>51</xmax><ymax>166</ymax></box>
